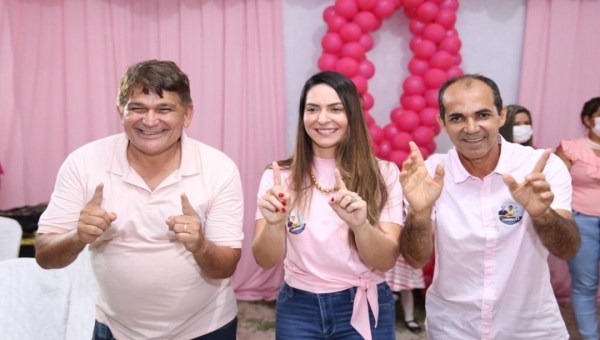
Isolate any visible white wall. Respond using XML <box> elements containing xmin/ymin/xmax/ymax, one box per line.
<box><xmin>282</xmin><ymin>0</ymin><xmax>526</xmax><ymax>155</ymax></box>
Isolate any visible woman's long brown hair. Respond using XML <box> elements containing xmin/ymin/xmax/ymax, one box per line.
<box><xmin>271</xmin><ymin>71</ymin><xmax>389</xmax><ymax>250</ymax></box>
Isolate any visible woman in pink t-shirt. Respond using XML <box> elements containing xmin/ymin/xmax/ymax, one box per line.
<box><xmin>252</xmin><ymin>71</ymin><xmax>403</xmax><ymax>340</ymax></box>
<box><xmin>556</xmin><ymin>97</ymin><xmax>600</xmax><ymax>340</ymax></box>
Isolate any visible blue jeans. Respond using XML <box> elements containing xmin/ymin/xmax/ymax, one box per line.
<box><xmin>275</xmin><ymin>281</ymin><xmax>396</xmax><ymax>340</ymax></box>
<box><xmin>568</xmin><ymin>211</ymin><xmax>600</xmax><ymax>340</ymax></box>
<box><xmin>92</xmin><ymin>317</ymin><xmax>237</xmax><ymax>340</ymax></box>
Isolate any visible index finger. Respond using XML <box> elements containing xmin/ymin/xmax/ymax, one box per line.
<box><xmin>272</xmin><ymin>161</ymin><xmax>282</xmax><ymax>187</ymax></box>
<box><xmin>532</xmin><ymin>149</ymin><xmax>551</xmax><ymax>173</ymax></box>
<box><xmin>334</xmin><ymin>168</ymin><xmax>347</xmax><ymax>191</ymax></box>
<box><xmin>88</xmin><ymin>183</ymin><xmax>104</xmax><ymax>206</ymax></box>
<box><xmin>408</xmin><ymin>141</ymin><xmax>425</xmax><ymax>164</ymax></box>
<box><xmin>180</xmin><ymin>194</ymin><xmax>197</xmax><ymax>217</ymax></box>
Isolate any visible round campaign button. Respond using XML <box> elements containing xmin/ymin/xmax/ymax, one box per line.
<box><xmin>286</xmin><ymin>212</ymin><xmax>306</xmax><ymax>234</ymax></box>
<box><xmin>497</xmin><ymin>202</ymin><xmax>524</xmax><ymax>225</ymax></box>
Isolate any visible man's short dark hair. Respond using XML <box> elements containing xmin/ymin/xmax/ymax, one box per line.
<box><xmin>438</xmin><ymin>74</ymin><xmax>503</xmax><ymax>121</ymax></box>
<box><xmin>117</xmin><ymin>60</ymin><xmax>192</xmax><ymax>109</ymax></box>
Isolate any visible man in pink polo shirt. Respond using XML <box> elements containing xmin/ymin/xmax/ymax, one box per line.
<box><xmin>35</xmin><ymin>60</ymin><xmax>243</xmax><ymax>340</ymax></box>
<box><xmin>399</xmin><ymin>74</ymin><xmax>580</xmax><ymax>340</ymax></box>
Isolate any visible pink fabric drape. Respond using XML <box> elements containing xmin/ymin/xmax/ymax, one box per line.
<box><xmin>0</xmin><ymin>0</ymin><xmax>284</xmax><ymax>300</ymax></box>
<box><xmin>518</xmin><ymin>0</ymin><xmax>600</xmax><ymax>150</ymax></box>
<box><xmin>519</xmin><ymin>0</ymin><xmax>600</xmax><ymax>303</ymax></box>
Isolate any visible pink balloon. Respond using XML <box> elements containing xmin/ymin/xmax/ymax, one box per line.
<box><xmin>327</xmin><ymin>15</ymin><xmax>347</xmax><ymax>32</ymax></box>
<box><xmin>401</xmin><ymin>95</ymin><xmax>427</xmax><ymax>112</ymax></box>
<box><xmin>322</xmin><ymin>32</ymin><xmax>343</xmax><ymax>53</ymax></box>
<box><xmin>408</xmin><ymin>58</ymin><xmax>429</xmax><ymax>75</ymax></box>
<box><xmin>422</xmin><ymin>23</ymin><xmax>446</xmax><ymax>44</ymax></box>
<box><xmin>390</xmin><ymin>107</ymin><xmax>403</xmax><ymax>123</ymax></box>
<box><xmin>395</xmin><ymin>110</ymin><xmax>421</xmax><ymax>132</ymax></box>
<box><xmin>447</xmin><ymin>65</ymin><xmax>463</xmax><ymax>79</ymax></box>
<box><xmin>383</xmin><ymin>123</ymin><xmax>400</xmax><ymax>140</ymax></box>
<box><xmin>414</xmin><ymin>39</ymin><xmax>437</xmax><ymax>59</ymax></box>
<box><xmin>335</xmin><ymin>0</ymin><xmax>359</xmax><ymax>20</ymax></box>
<box><xmin>376</xmin><ymin>140</ymin><xmax>393</xmax><ymax>158</ymax></box>
<box><xmin>362</xmin><ymin>92</ymin><xmax>374</xmax><ymax>110</ymax></box>
<box><xmin>424</xmin><ymin>88</ymin><xmax>439</xmax><ymax>108</ymax></box>
<box><xmin>323</xmin><ymin>6</ymin><xmax>337</xmax><ymax>22</ymax></box>
<box><xmin>352</xmin><ymin>75</ymin><xmax>368</xmax><ymax>94</ymax></box>
<box><xmin>372</xmin><ymin>144</ymin><xmax>380</xmax><ymax>156</ymax></box>
<box><xmin>409</xmin><ymin>36</ymin><xmax>423</xmax><ymax>52</ymax></box>
<box><xmin>419</xmin><ymin>107</ymin><xmax>439</xmax><ymax>126</ymax></box>
<box><xmin>341</xmin><ymin>42</ymin><xmax>366</xmax><ymax>60</ymax></box>
<box><xmin>409</xmin><ymin>19</ymin><xmax>426</xmax><ymax>35</ymax></box>
<box><xmin>446</xmin><ymin>28</ymin><xmax>459</xmax><ymax>37</ymax></box>
<box><xmin>391</xmin><ymin>0</ymin><xmax>403</xmax><ymax>8</ymax></box>
<box><xmin>392</xmin><ymin>132</ymin><xmax>413</xmax><ymax>152</ymax></box>
<box><xmin>403</xmin><ymin>0</ymin><xmax>424</xmax><ymax>10</ymax></box>
<box><xmin>423</xmin><ymin>68</ymin><xmax>448</xmax><ymax>89</ymax></box>
<box><xmin>336</xmin><ymin>57</ymin><xmax>359</xmax><ymax>78</ymax></box>
<box><xmin>435</xmin><ymin>8</ymin><xmax>457</xmax><ymax>29</ymax></box>
<box><xmin>368</xmin><ymin>124</ymin><xmax>384</xmax><ymax>143</ymax></box>
<box><xmin>427</xmin><ymin>140</ymin><xmax>437</xmax><ymax>154</ymax></box>
<box><xmin>364</xmin><ymin>111</ymin><xmax>375</xmax><ymax>126</ymax></box>
<box><xmin>354</xmin><ymin>11</ymin><xmax>380</xmax><ymax>32</ymax></box>
<box><xmin>452</xmin><ymin>53</ymin><xmax>462</xmax><ymax>65</ymax></box>
<box><xmin>428</xmin><ymin>0</ymin><xmax>444</xmax><ymax>4</ymax></box>
<box><xmin>358</xmin><ymin>59</ymin><xmax>375</xmax><ymax>79</ymax></box>
<box><xmin>357</xmin><ymin>0</ymin><xmax>377</xmax><ymax>10</ymax></box>
<box><xmin>339</xmin><ymin>23</ymin><xmax>362</xmax><ymax>42</ymax></box>
<box><xmin>373</xmin><ymin>0</ymin><xmax>396</xmax><ymax>19</ymax></box>
<box><xmin>318</xmin><ymin>53</ymin><xmax>339</xmax><ymax>71</ymax></box>
<box><xmin>439</xmin><ymin>36</ymin><xmax>461</xmax><ymax>54</ymax></box>
<box><xmin>417</xmin><ymin>2</ymin><xmax>439</xmax><ymax>22</ymax></box>
<box><xmin>358</xmin><ymin>34</ymin><xmax>374</xmax><ymax>51</ymax></box>
<box><xmin>403</xmin><ymin>6</ymin><xmax>418</xmax><ymax>19</ymax></box>
<box><xmin>412</xmin><ymin>126</ymin><xmax>435</xmax><ymax>146</ymax></box>
<box><xmin>372</xmin><ymin>17</ymin><xmax>383</xmax><ymax>31</ymax></box>
<box><xmin>440</xmin><ymin>0</ymin><xmax>459</xmax><ymax>11</ymax></box>
<box><xmin>388</xmin><ymin>150</ymin><xmax>409</xmax><ymax>168</ymax></box>
<box><xmin>429</xmin><ymin>50</ymin><xmax>454</xmax><ymax>70</ymax></box>
<box><xmin>403</xmin><ymin>75</ymin><xmax>426</xmax><ymax>95</ymax></box>
<box><xmin>431</xmin><ymin>123</ymin><xmax>441</xmax><ymax>135</ymax></box>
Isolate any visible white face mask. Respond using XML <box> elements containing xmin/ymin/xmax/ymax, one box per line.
<box><xmin>592</xmin><ymin>117</ymin><xmax>600</xmax><ymax>137</ymax></box>
<box><xmin>513</xmin><ymin>125</ymin><xmax>533</xmax><ymax>144</ymax></box>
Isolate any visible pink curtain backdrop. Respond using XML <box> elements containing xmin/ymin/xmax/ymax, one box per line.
<box><xmin>519</xmin><ymin>0</ymin><xmax>600</xmax><ymax>150</ymax></box>
<box><xmin>519</xmin><ymin>0</ymin><xmax>600</xmax><ymax>303</ymax></box>
<box><xmin>0</xmin><ymin>0</ymin><xmax>284</xmax><ymax>301</ymax></box>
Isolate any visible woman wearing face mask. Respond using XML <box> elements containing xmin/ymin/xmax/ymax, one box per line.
<box><xmin>499</xmin><ymin>104</ymin><xmax>534</xmax><ymax>146</ymax></box>
<box><xmin>555</xmin><ymin>97</ymin><xmax>600</xmax><ymax>340</ymax></box>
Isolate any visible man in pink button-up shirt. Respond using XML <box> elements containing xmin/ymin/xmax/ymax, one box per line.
<box><xmin>399</xmin><ymin>74</ymin><xmax>580</xmax><ymax>340</ymax></box>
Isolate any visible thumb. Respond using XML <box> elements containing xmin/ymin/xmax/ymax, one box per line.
<box><xmin>502</xmin><ymin>173</ymin><xmax>519</xmax><ymax>191</ymax></box>
<box><xmin>433</xmin><ymin>163</ymin><xmax>445</xmax><ymax>186</ymax></box>
<box><xmin>89</xmin><ymin>183</ymin><xmax>104</xmax><ymax>206</ymax></box>
<box><xmin>181</xmin><ymin>194</ymin><xmax>196</xmax><ymax>216</ymax></box>
<box><xmin>109</xmin><ymin>213</ymin><xmax>117</xmax><ymax>222</ymax></box>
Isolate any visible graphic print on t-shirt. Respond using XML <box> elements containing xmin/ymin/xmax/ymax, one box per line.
<box><xmin>497</xmin><ymin>202</ymin><xmax>524</xmax><ymax>225</ymax></box>
<box><xmin>286</xmin><ymin>212</ymin><xmax>306</xmax><ymax>234</ymax></box>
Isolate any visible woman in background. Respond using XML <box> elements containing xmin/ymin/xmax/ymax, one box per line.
<box><xmin>556</xmin><ymin>97</ymin><xmax>600</xmax><ymax>340</ymax></box>
<box><xmin>385</xmin><ymin>258</ymin><xmax>424</xmax><ymax>333</ymax></box>
<box><xmin>499</xmin><ymin>104</ymin><xmax>534</xmax><ymax>146</ymax></box>
<box><xmin>252</xmin><ymin>71</ymin><xmax>403</xmax><ymax>340</ymax></box>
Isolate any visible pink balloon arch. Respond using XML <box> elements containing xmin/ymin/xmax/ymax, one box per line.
<box><xmin>318</xmin><ymin>0</ymin><xmax>463</xmax><ymax>167</ymax></box>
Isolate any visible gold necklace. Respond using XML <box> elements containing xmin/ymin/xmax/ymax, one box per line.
<box><xmin>310</xmin><ymin>170</ymin><xmax>338</xmax><ymax>193</ymax></box>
